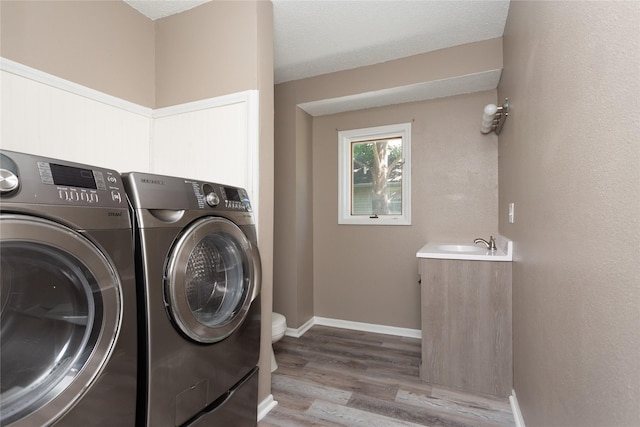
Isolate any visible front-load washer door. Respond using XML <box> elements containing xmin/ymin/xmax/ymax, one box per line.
<box><xmin>0</xmin><ymin>214</ymin><xmax>122</xmax><ymax>427</ymax></box>
<box><xmin>164</xmin><ymin>217</ymin><xmax>261</xmax><ymax>344</ymax></box>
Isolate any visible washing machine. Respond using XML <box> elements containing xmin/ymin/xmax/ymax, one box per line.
<box><xmin>0</xmin><ymin>150</ymin><xmax>137</xmax><ymax>427</ymax></box>
<box><xmin>123</xmin><ymin>172</ymin><xmax>261</xmax><ymax>427</ymax></box>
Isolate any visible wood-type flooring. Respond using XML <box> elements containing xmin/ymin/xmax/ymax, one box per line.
<box><xmin>259</xmin><ymin>326</ymin><xmax>514</xmax><ymax>427</ymax></box>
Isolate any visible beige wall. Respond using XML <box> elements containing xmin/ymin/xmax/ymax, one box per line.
<box><xmin>313</xmin><ymin>92</ymin><xmax>498</xmax><ymax>329</ymax></box>
<box><xmin>499</xmin><ymin>2</ymin><xmax>640</xmax><ymax>426</ymax></box>
<box><xmin>292</xmin><ymin>38</ymin><xmax>502</xmax><ymax>105</ymax></box>
<box><xmin>294</xmin><ymin>107</ymin><xmax>315</xmax><ymax>326</ymax></box>
<box><xmin>2</xmin><ymin>0</ymin><xmax>275</xmax><ymax>406</ymax></box>
<box><xmin>272</xmin><ymin>79</ymin><xmax>315</xmax><ymax>327</ymax></box>
<box><xmin>274</xmin><ymin>39</ymin><xmax>503</xmax><ymax>330</ymax></box>
<box><xmin>273</xmin><ymin>83</ymin><xmax>300</xmax><ymax>323</ymax></box>
<box><xmin>254</xmin><ymin>0</ymin><xmax>275</xmax><ymax>407</ymax></box>
<box><xmin>1</xmin><ymin>0</ymin><xmax>155</xmax><ymax>107</ymax></box>
<box><xmin>1</xmin><ymin>0</ymin><xmax>267</xmax><ymax>109</ymax></box>
<box><xmin>155</xmin><ymin>1</ymin><xmax>259</xmax><ymax>107</ymax></box>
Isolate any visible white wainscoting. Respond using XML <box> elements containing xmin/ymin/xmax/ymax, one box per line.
<box><xmin>153</xmin><ymin>102</ymin><xmax>247</xmax><ymax>184</ymax></box>
<box><xmin>0</xmin><ymin>58</ymin><xmax>259</xmax><ymax>204</ymax></box>
<box><xmin>0</xmin><ymin>65</ymin><xmax>151</xmax><ymax>173</ymax></box>
<box><xmin>151</xmin><ymin>90</ymin><xmax>260</xmax><ymax>208</ymax></box>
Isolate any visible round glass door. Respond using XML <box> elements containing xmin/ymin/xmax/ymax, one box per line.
<box><xmin>165</xmin><ymin>217</ymin><xmax>260</xmax><ymax>343</ymax></box>
<box><xmin>0</xmin><ymin>214</ymin><xmax>121</xmax><ymax>427</ymax></box>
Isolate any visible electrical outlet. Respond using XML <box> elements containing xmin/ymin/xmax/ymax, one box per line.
<box><xmin>508</xmin><ymin>203</ymin><xmax>515</xmax><ymax>224</ymax></box>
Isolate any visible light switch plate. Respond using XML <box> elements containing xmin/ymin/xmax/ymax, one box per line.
<box><xmin>508</xmin><ymin>203</ymin><xmax>515</xmax><ymax>223</ymax></box>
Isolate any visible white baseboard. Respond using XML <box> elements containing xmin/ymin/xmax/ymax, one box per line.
<box><xmin>285</xmin><ymin>316</ymin><xmax>314</xmax><ymax>338</ymax></box>
<box><xmin>257</xmin><ymin>394</ymin><xmax>278</xmax><ymax>421</ymax></box>
<box><xmin>510</xmin><ymin>389</ymin><xmax>526</xmax><ymax>427</ymax></box>
<box><xmin>314</xmin><ymin>316</ymin><xmax>422</xmax><ymax>339</ymax></box>
<box><xmin>284</xmin><ymin>316</ymin><xmax>421</xmax><ymax>339</ymax></box>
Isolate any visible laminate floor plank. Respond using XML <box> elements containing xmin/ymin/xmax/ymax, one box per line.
<box><xmin>277</xmin><ymin>363</ymin><xmax>398</xmax><ymax>400</ymax></box>
<box><xmin>347</xmin><ymin>393</ymin><xmax>470</xmax><ymax>427</ymax></box>
<box><xmin>260</xmin><ymin>326</ymin><xmax>514</xmax><ymax>427</ymax></box>
<box><xmin>273</xmin><ymin>375</ymin><xmax>352</xmax><ymax>405</ymax></box>
<box><xmin>307</xmin><ymin>400</ymin><xmax>426</xmax><ymax>427</ymax></box>
<box><xmin>395</xmin><ymin>390</ymin><xmax>513</xmax><ymax>427</ymax></box>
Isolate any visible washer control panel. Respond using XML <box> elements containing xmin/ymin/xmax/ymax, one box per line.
<box><xmin>122</xmin><ymin>172</ymin><xmax>255</xmax><ymax>218</ymax></box>
<box><xmin>0</xmin><ymin>150</ymin><xmax>125</xmax><ymax>208</ymax></box>
<box><xmin>190</xmin><ymin>180</ymin><xmax>252</xmax><ymax>212</ymax></box>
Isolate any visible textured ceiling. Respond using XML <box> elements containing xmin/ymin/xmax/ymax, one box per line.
<box><xmin>124</xmin><ymin>0</ymin><xmax>211</xmax><ymax>20</ymax></box>
<box><xmin>124</xmin><ymin>0</ymin><xmax>509</xmax><ymax>84</ymax></box>
<box><xmin>123</xmin><ymin>0</ymin><xmax>509</xmax><ymax>114</ymax></box>
<box><xmin>272</xmin><ymin>0</ymin><xmax>509</xmax><ymax>84</ymax></box>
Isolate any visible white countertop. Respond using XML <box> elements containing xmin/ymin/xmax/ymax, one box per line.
<box><xmin>416</xmin><ymin>238</ymin><xmax>513</xmax><ymax>261</ymax></box>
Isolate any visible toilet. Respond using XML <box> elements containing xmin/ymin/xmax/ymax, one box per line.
<box><xmin>271</xmin><ymin>312</ymin><xmax>287</xmax><ymax>372</ymax></box>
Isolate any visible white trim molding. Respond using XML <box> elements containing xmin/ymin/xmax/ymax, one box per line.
<box><xmin>315</xmin><ymin>316</ymin><xmax>421</xmax><ymax>339</ymax></box>
<box><xmin>152</xmin><ymin>90</ymin><xmax>257</xmax><ymax>119</ymax></box>
<box><xmin>510</xmin><ymin>389</ymin><xmax>526</xmax><ymax>427</ymax></box>
<box><xmin>284</xmin><ymin>317</ymin><xmax>315</xmax><ymax>338</ymax></box>
<box><xmin>0</xmin><ymin>57</ymin><xmax>152</xmax><ymax>117</ymax></box>
<box><xmin>285</xmin><ymin>316</ymin><xmax>421</xmax><ymax>339</ymax></box>
<box><xmin>257</xmin><ymin>394</ymin><xmax>278</xmax><ymax>421</ymax></box>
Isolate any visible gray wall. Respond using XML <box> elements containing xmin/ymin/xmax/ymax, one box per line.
<box><xmin>499</xmin><ymin>2</ymin><xmax>640</xmax><ymax>426</ymax></box>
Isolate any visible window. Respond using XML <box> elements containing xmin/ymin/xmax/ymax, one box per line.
<box><xmin>338</xmin><ymin>123</ymin><xmax>411</xmax><ymax>225</ymax></box>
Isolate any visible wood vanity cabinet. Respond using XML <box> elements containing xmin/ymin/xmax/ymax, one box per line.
<box><xmin>419</xmin><ymin>259</ymin><xmax>512</xmax><ymax>397</ymax></box>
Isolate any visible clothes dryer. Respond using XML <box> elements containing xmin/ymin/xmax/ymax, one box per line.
<box><xmin>123</xmin><ymin>172</ymin><xmax>261</xmax><ymax>427</ymax></box>
<box><xmin>0</xmin><ymin>150</ymin><xmax>137</xmax><ymax>427</ymax></box>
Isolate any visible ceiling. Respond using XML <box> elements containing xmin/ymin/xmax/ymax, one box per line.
<box><xmin>123</xmin><ymin>0</ymin><xmax>510</xmax><ymax>114</ymax></box>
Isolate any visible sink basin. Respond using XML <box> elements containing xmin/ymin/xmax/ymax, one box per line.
<box><xmin>435</xmin><ymin>244</ymin><xmax>487</xmax><ymax>253</ymax></box>
<box><xmin>416</xmin><ymin>238</ymin><xmax>513</xmax><ymax>261</ymax></box>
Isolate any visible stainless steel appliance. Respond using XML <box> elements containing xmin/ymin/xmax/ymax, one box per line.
<box><xmin>123</xmin><ymin>172</ymin><xmax>261</xmax><ymax>427</ymax></box>
<box><xmin>0</xmin><ymin>150</ymin><xmax>137</xmax><ymax>427</ymax></box>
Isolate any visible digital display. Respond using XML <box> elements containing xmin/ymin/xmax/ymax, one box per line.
<box><xmin>224</xmin><ymin>187</ymin><xmax>241</xmax><ymax>202</ymax></box>
<box><xmin>50</xmin><ymin>164</ymin><xmax>97</xmax><ymax>189</ymax></box>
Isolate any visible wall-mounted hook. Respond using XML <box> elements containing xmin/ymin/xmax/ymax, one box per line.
<box><xmin>481</xmin><ymin>98</ymin><xmax>509</xmax><ymax>135</ymax></box>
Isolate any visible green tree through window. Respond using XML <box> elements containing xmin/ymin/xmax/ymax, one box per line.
<box><xmin>351</xmin><ymin>138</ymin><xmax>403</xmax><ymax>215</ymax></box>
<box><xmin>338</xmin><ymin>122</ymin><xmax>411</xmax><ymax>225</ymax></box>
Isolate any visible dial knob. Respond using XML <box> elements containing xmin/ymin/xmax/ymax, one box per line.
<box><xmin>204</xmin><ymin>190</ymin><xmax>220</xmax><ymax>207</ymax></box>
<box><xmin>202</xmin><ymin>184</ymin><xmax>220</xmax><ymax>207</ymax></box>
<box><xmin>0</xmin><ymin>168</ymin><xmax>19</xmax><ymax>193</ymax></box>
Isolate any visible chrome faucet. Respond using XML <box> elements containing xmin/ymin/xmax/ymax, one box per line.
<box><xmin>474</xmin><ymin>236</ymin><xmax>497</xmax><ymax>251</ymax></box>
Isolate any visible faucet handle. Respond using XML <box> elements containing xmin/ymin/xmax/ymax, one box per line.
<box><xmin>489</xmin><ymin>236</ymin><xmax>496</xmax><ymax>250</ymax></box>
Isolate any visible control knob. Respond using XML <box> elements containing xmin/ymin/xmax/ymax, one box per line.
<box><xmin>205</xmin><ymin>190</ymin><xmax>220</xmax><ymax>207</ymax></box>
<box><xmin>0</xmin><ymin>168</ymin><xmax>19</xmax><ymax>193</ymax></box>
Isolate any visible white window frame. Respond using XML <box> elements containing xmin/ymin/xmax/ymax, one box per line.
<box><xmin>338</xmin><ymin>122</ymin><xmax>411</xmax><ymax>225</ymax></box>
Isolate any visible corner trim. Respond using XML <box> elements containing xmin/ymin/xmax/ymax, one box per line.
<box><xmin>285</xmin><ymin>317</ymin><xmax>314</xmax><ymax>338</ymax></box>
<box><xmin>510</xmin><ymin>389</ymin><xmax>526</xmax><ymax>427</ymax></box>
<box><xmin>284</xmin><ymin>316</ymin><xmax>421</xmax><ymax>339</ymax></box>
<box><xmin>152</xmin><ymin>90</ymin><xmax>257</xmax><ymax>118</ymax></box>
<box><xmin>257</xmin><ymin>393</ymin><xmax>278</xmax><ymax>421</ymax></box>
